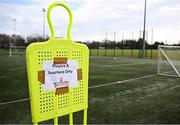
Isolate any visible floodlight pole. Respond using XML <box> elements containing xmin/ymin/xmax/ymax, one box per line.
<box><xmin>145</xmin><ymin>30</ymin><xmax>148</xmax><ymax>57</ymax></box>
<box><xmin>113</xmin><ymin>32</ymin><xmax>116</xmax><ymax>57</ymax></box>
<box><xmin>139</xmin><ymin>30</ymin><xmax>142</xmax><ymax>38</ymax></box>
<box><xmin>146</xmin><ymin>30</ymin><xmax>148</xmax><ymax>42</ymax></box>
<box><xmin>151</xmin><ymin>29</ymin><xmax>153</xmax><ymax>44</ymax></box>
<box><xmin>42</xmin><ymin>8</ymin><xmax>46</xmax><ymax>41</ymax></box>
<box><xmin>151</xmin><ymin>29</ymin><xmax>153</xmax><ymax>58</ymax></box>
<box><xmin>132</xmin><ymin>32</ymin><xmax>134</xmax><ymax>40</ymax></box>
<box><xmin>122</xmin><ymin>33</ymin><xmax>124</xmax><ymax>40</ymax></box>
<box><xmin>13</xmin><ymin>18</ymin><xmax>16</xmax><ymax>35</ymax></box>
<box><xmin>142</xmin><ymin>0</ymin><xmax>147</xmax><ymax>58</ymax></box>
<box><xmin>11</xmin><ymin>18</ymin><xmax>16</xmax><ymax>57</ymax></box>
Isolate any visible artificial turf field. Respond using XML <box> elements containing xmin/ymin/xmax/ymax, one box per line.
<box><xmin>0</xmin><ymin>50</ymin><xmax>180</xmax><ymax>124</ymax></box>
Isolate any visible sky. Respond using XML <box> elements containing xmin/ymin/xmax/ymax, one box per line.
<box><xmin>0</xmin><ymin>0</ymin><xmax>180</xmax><ymax>44</ymax></box>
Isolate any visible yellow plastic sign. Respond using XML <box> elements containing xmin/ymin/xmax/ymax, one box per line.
<box><xmin>26</xmin><ymin>2</ymin><xmax>89</xmax><ymax>125</ymax></box>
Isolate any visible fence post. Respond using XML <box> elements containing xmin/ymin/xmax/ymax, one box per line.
<box><xmin>105</xmin><ymin>32</ymin><xmax>107</xmax><ymax>56</ymax></box>
<box><xmin>97</xmin><ymin>48</ymin><xmax>99</xmax><ymax>56</ymax></box>
<box><xmin>151</xmin><ymin>48</ymin><xmax>153</xmax><ymax>59</ymax></box>
<box><xmin>113</xmin><ymin>32</ymin><xmax>116</xmax><ymax>57</ymax></box>
<box><xmin>139</xmin><ymin>48</ymin><xmax>140</xmax><ymax>58</ymax></box>
<box><xmin>122</xmin><ymin>40</ymin><xmax>124</xmax><ymax>56</ymax></box>
<box><xmin>114</xmin><ymin>48</ymin><xmax>116</xmax><ymax>57</ymax></box>
<box><xmin>131</xmin><ymin>41</ymin><xmax>133</xmax><ymax>57</ymax></box>
<box><xmin>90</xmin><ymin>48</ymin><xmax>92</xmax><ymax>56</ymax></box>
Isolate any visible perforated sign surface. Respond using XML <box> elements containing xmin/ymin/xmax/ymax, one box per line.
<box><xmin>26</xmin><ymin>2</ymin><xmax>89</xmax><ymax>124</ymax></box>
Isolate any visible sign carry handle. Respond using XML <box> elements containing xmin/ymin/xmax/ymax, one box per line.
<box><xmin>47</xmin><ymin>2</ymin><xmax>73</xmax><ymax>39</ymax></box>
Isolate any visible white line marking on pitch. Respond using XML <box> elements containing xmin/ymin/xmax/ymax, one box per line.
<box><xmin>89</xmin><ymin>74</ymin><xmax>155</xmax><ymax>89</ymax></box>
<box><xmin>0</xmin><ymin>74</ymin><xmax>155</xmax><ymax>106</ymax></box>
<box><xmin>0</xmin><ymin>98</ymin><xmax>30</xmax><ymax>106</ymax></box>
<box><xmin>101</xmin><ymin>62</ymin><xmax>155</xmax><ymax>67</ymax></box>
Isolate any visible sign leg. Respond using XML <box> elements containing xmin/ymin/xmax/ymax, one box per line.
<box><xmin>54</xmin><ymin>117</ymin><xmax>58</xmax><ymax>125</ymax></box>
<box><xmin>83</xmin><ymin>109</ymin><xmax>87</xmax><ymax>125</ymax></box>
<box><xmin>69</xmin><ymin>113</ymin><xmax>73</xmax><ymax>125</ymax></box>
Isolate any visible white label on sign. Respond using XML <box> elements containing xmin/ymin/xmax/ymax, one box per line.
<box><xmin>42</xmin><ymin>60</ymin><xmax>78</xmax><ymax>91</ymax></box>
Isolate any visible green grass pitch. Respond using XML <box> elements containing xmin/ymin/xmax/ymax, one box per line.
<box><xmin>0</xmin><ymin>49</ymin><xmax>180</xmax><ymax>124</ymax></box>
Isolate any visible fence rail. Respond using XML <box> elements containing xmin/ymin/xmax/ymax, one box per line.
<box><xmin>0</xmin><ymin>48</ymin><xmax>157</xmax><ymax>59</ymax></box>
<box><xmin>89</xmin><ymin>49</ymin><xmax>157</xmax><ymax>59</ymax></box>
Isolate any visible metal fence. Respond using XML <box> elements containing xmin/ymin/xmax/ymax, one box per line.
<box><xmin>89</xmin><ymin>48</ymin><xmax>157</xmax><ymax>59</ymax></box>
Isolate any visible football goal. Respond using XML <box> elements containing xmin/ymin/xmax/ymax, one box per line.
<box><xmin>9</xmin><ymin>45</ymin><xmax>26</xmax><ymax>57</ymax></box>
<box><xmin>157</xmin><ymin>45</ymin><xmax>180</xmax><ymax>77</ymax></box>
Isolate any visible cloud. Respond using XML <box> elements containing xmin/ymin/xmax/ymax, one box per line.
<box><xmin>0</xmin><ymin>0</ymin><xmax>180</xmax><ymax>43</ymax></box>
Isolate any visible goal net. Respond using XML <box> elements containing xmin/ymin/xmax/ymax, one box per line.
<box><xmin>157</xmin><ymin>45</ymin><xmax>180</xmax><ymax>77</ymax></box>
<box><xmin>9</xmin><ymin>46</ymin><xmax>26</xmax><ymax>56</ymax></box>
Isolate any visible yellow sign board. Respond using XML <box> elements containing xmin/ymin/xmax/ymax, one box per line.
<box><xmin>26</xmin><ymin>2</ymin><xmax>89</xmax><ymax>125</ymax></box>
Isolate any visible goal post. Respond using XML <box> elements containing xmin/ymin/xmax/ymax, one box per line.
<box><xmin>9</xmin><ymin>45</ymin><xmax>26</xmax><ymax>56</ymax></box>
<box><xmin>157</xmin><ymin>45</ymin><xmax>180</xmax><ymax>77</ymax></box>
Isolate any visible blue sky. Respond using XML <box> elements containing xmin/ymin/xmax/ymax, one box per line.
<box><xmin>0</xmin><ymin>0</ymin><xmax>180</xmax><ymax>44</ymax></box>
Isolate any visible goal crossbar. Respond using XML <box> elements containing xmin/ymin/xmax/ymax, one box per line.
<box><xmin>11</xmin><ymin>46</ymin><xmax>26</xmax><ymax>49</ymax></box>
<box><xmin>9</xmin><ymin>45</ymin><xmax>26</xmax><ymax>57</ymax></box>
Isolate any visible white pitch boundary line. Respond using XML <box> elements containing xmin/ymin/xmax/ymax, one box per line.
<box><xmin>0</xmin><ymin>74</ymin><xmax>155</xmax><ymax>106</ymax></box>
<box><xmin>0</xmin><ymin>98</ymin><xmax>30</xmax><ymax>106</ymax></box>
<box><xmin>101</xmin><ymin>62</ymin><xmax>156</xmax><ymax>67</ymax></box>
<box><xmin>89</xmin><ymin>74</ymin><xmax>155</xmax><ymax>89</ymax></box>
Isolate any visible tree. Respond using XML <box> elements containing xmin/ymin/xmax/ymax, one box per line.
<box><xmin>0</xmin><ymin>34</ymin><xmax>10</xmax><ymax>48</ymax></box>
<box><xmin>153</xmin><ymin>41</ymin><xmax>164</xmax><ymax>49</ymax></box>
<box><xmin>11</xmin><ymin>34</ymin><xmax>25</xmax><ymax>46</ymax></box>
<box><xmin>26</xmin><ymin>35</ymin><xmax>49</xmax><ymax>46</ymax></box>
